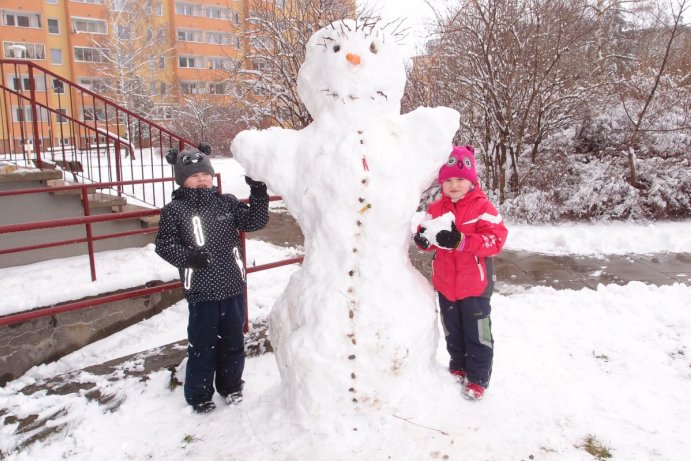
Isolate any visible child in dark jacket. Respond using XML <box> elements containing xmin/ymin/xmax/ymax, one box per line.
<box><xmin>414</xmin><ymin>145</ymin><xmax>508</xmax><ymax>401</ymax></box>
<box><xmin>155</xmin><ymin>145</ymin><xmax>269</xmax><ymax>413</ymax></box>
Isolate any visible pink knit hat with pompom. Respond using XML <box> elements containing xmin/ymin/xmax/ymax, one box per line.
<box><xmin>438</xmin><ymin>145</ymin><xmax>478</xmax><ymax>184</ymax></box>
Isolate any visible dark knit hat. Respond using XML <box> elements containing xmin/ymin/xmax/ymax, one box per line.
<box><xmin>166</xmin><ymin>144</ymin><xmax>215</xmax><ymax>186</ymax></box>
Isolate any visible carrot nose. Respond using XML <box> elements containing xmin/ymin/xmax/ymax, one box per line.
<box><xmin>346</xmin><ymin>53</ymin><xmax>361</xmax><ymax>65</ymax></box>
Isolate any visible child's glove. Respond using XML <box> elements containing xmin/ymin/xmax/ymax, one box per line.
<box><xmin>435</xmin><ymin>221</ymin><xmax>463</xmax><ymax>249</ymax></box>
<box><xmin>187</xmin><ymin>249</ymin><xmax>213</xmax><ymax>269</ymax></box>
<box><xmin>245</xmin><ymin>176</ymin><xmax>267</xmax><ymax>194</ymax></box>
<box><xmin>413</xmin><ymin>229</ymin><xmax>431</xmax><ymax>250</ymax></box>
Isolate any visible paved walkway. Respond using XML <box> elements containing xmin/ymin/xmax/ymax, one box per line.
<box><xmin>251</xmin><ymin>210</ymin><xmax>691</xmax><ymax>290</ymax></box>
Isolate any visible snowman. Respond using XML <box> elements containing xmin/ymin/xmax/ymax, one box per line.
<box><xmin>231</xmin><ymin>19</ymin><xmax>459</xmax><ymax>422</ymax></box>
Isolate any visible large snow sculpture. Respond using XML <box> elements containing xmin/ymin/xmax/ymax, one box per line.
<box><xmin>231</xmin><ymin>19</ymin><xmax>459</xmax><ymax>421</ymax></box>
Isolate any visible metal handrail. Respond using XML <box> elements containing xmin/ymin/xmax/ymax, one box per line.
<box><xmin>0</xmin><ymin>59</ymin><xmax>197</xmax><ymax>208</ymax></box>
<box><xmin>0</xmin><ymin>179</ymin><xmax>304</xmax><ymax>331</ymax></box>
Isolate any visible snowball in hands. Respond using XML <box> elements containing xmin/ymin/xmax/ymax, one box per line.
<box><xmin>230</xmin><ymin>19</ymin><xmax>460</xmax><ymax>423</ymax></box>
<box><xmin>420</xmin><ymin>212</ymin><xmax>460</xmax><ymax>248</ymax></box>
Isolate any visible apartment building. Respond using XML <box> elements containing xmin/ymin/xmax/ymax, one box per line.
<box><xmin>0</xmin><ymin>0</ymin><xmax>250</xmax><ymax>155</ymax></box>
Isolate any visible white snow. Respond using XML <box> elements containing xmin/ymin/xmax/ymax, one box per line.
<box><xmin>2</xmin><ymin>276</ymin><xmax>689</xmax><ymax>460</ymax></box>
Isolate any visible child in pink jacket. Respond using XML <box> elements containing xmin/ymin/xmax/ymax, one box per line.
<box><xmin>414</xmin><ymin>145</ymin><xmax>508</xmax><ymax>400</ymax></box>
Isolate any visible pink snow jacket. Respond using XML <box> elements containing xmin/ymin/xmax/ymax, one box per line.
<box><xmin>418</xmin><ymin>186</ymin><xmax>508</xmax><ymax>301</ymax></box>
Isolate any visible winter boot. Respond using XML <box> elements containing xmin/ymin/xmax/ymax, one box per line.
<box><xmin>224</xmin><ymin>391</ymin><xmax>243</xmax><ymax>405</ymax></box>
<box><xmin>450</xmin><ymin>369</ymin><xmax>467</xmax><ymax>384</ymax></box>
<box><xmin>192</xmin><ymin>401</ymin><xmax>216</xmax><ymax>414</ymax></box>
<box><xmin>463</xmin><ymin>382</ymin><xmax>486</xmax><ymax>401</ymax></box>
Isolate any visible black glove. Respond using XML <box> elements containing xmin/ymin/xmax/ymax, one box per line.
<box><xmin>245</xmin><ymin>176</ymin><xmax>267</xmax><ymax>194</ymax></box>
<box><xmin>187</xmin><ymin>249</ymin><xmax>213</xmax><ymax>269</ymax></box>
<box><xmin>413</xmin><ymin>228</ymin><xmax>431</xmax><ymax>250</ymax></box>
<box><xmin>435</xmin><ymin>221</ymin><xmax>463</xmax><ymax>249</ymax></box>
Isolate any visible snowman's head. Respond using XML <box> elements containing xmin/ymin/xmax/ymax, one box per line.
<box><xmin>297</xmin><ymin>19</ymin><xmax>406</xmax><ymax>120</ymax></box>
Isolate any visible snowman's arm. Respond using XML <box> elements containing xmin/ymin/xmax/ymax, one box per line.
<box><xmin>231</xmin><ymin>127</ymin><xmax>299</xmax><ymax>191</ymax></box>
<box><xmin>400</xmin><ymin>106</ymin><xmax>460</xmax><ymax>178</ymax></box>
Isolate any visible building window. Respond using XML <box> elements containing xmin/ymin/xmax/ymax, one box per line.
<box><xmin>206</xmin><ymin>7</ymin><xmax>229</xmax><ymax>20</ymax></box>
<box><xmin>180</xmin><ymin>81</ymin><xmax>206</xmax><ymax>94</ymax></box>
<box><xmin>72</xmin><ymin>18</ymin><xmax>107</xmax><ymax>34</ymax></box>
<box><xmin>115</xmin><ymin>25</ymin><xmax>131</xmax><ymax>40</ymax></box>
<box><xmin>206</xmin><ymin>32</ymin><xmax>232</xmax><ymax>45</ymax></box>
<box><xmin>48</xmin><ymin>18</ymin><xmax>60</xmax><ymax>34</ymax></box>
<box><xmin>71</xmin><ymin>0</ymin><xmax>105</xmax><ymax>3</ymax></box>
<box><xmin>177</xmin><ymin>29</ymin><xmax>204</xmax><ymax>43</ymax></box>
<box><xmin>209</xmin><ymin>82</ymin><xmax>227</xmax><ymax>95</ymax></box>
<box><xmin>82</xmin><ymin>108</ymin><xmax>106</xmax><ymax>121</ymax></box>
<box><xmin>74</xmin><ymin>47</ymin><xmax>103</xmax><ymax>63</ymax></box>
<box><xmin>46</xmin><ymin>0</ymin><xmax>59</xmax><ymax>4</ymax></box>
<box><xmin>110</xmin><ymin>0</ymin><xmax>127</xmax><ymax>12</ymax></box>
<box><xmin>3</xmin><ymin>11</ymin><xmax>42</xmax><ymax>28</ymax></box>
<box><xmin>178</xmin><ymin>56</ymin><xmax>204</xmax><ymax>69</ymax></box>
<box><xmin>79</xmin><ymin>78</ymin><xmax>107</xmax><ymax>92</ymax></box>
<box><xmin>13</xmin><ymin>106</ymin><xmax>50</xmax><ymax>122</ymax></box>
<box><xmin>175</xmin><ymin>2</ymin><xmax>203</xmax><ymax>17</ymax></box>
<box><xmin>145</xmin><ymin>1</ymin><xmax>163</xmax><ymax>16</ymax></box>
<box><xmin>50</xmin><ymin>48</ymin><xmax>63</xmax><ymax>65</ymax></box>
<box><xmin>56</xmin><ymin>109</ymin><xmax>69</xmax><ymax>124</ymax></box>
<box><xmin>3</xmin><ymin>42</ymin><xmax>46</xmax><ymax>60</ymax></box>
<box><xmin>53</xmin><ymin>79</ymin><xmax>65</xmax><ymax>94</ymax></box>
<box><xmin>153</xmin><ymin>105</ymin><xmax>175</xmax><ymax>120</ymax></box>
<box><xmin>208</xmin><ymin>57</ymin><xmax>235</xmax><ymax>71</ymax></box>
<box><xmin>7</xmin><ymin>75</ymin><xmax>46</xmax><ymax>92</ymax></box>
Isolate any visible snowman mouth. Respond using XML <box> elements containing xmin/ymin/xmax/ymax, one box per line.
<box><xmin>320</xmin><ymin>89</ymin><xmax>389</xmax><ymax>102</ymax></box>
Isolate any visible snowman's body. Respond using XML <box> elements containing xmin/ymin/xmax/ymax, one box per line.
<box><xmin>232</xmin><ymin>20</ymin><xmax>459</xmax><ymax>420</ymax></box>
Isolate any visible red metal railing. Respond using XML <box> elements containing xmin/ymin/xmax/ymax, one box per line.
<box><xmin>0</xmin><ymin>177</ymin><xmax>169</xmax><ymax>281</ymax></box>
<box><xmin>0</xmin><ymin>178</ymin><xmax>303</xmax><ymax>330</ymax></box>
<box><xmin>0</xmin><ymin>59</ymin><xmax>196</xmax><ymax>208</ymax></box>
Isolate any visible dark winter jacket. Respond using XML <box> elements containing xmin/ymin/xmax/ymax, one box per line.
<box><xmin>155</xmin><ymin>185</ymin><xmax>269</xmax><ymax>303</ymax></box>
<box><xmin>420</xmin><ymin>186</ymin><xmax>508</xmax><ymax>301</ymax></box>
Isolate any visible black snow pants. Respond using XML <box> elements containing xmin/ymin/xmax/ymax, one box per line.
<box><xmin>184</xmin><ymin>294</ymin><xmax>246</xmax><ymax>405</ymax></box>
<box><xmin>438</xmin><ymin>292</ymin><xmax>494</xmax><ymax>388</ymax></box>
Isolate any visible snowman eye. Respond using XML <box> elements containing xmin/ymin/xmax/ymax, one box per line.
<box><xmin>369</xmin><ymin>42</ymin><xmax>378</xmax><ymax>54</ymax></box>
<box><xmin>333</xmin><ymin>45</ymin><xmax>341</xmax><ymax>53</ymax></box>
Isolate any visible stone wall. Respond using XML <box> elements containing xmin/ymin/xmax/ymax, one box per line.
<box><xmin>0</xmin><ymin>284</ymin><xmax>183</xmax><ymax>386</ymax></box>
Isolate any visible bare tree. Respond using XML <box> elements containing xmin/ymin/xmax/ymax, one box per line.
<box><xmin>167</xmin><ymin>97</ymin><xmax>249</xmax><ymax>154</ymax></box>
<box><xmin>417</xmin><ymin>0</ymin><xmax>602</xmax><ymax>202</ymax></box>
<box><xmin>616</xmin><ymin>0</ymin><xmax>689</xmax><ymax>186</ymax></box>
<box><xmin>234</xmin><ymin>0</ymin><xmax>358</xmax><ymax>129</ymax></box>
<box><xmin>93</xmin><ymin>0</ymin><xmax>173</xmax><ymax>120</ymax></box>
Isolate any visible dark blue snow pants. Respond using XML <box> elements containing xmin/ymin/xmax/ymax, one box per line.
<box><xmin>184</xmin><ymin>295</ymin><xmax>246</xmax><ymax>406</ymax></box>
<box><xmin>438</xmin><ymin>292</ymin><xmax>494</xmax><ymax>388</ymax></box>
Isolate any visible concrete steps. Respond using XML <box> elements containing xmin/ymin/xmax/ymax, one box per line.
<box><xmin>0</xmin><ymin>165</ymin><xmax>158</xmax><ymax>268</ymax></box>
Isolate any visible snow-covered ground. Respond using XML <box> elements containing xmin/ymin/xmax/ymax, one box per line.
<box><xmin>2</xmin><ymin>159</ymin><xmax>690</xmax><ymax>460</ymax></box>
<box><xmin>2</xmin><ymin>259</ymin><xmax>689</xmax><ymax>460</ymax></box>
